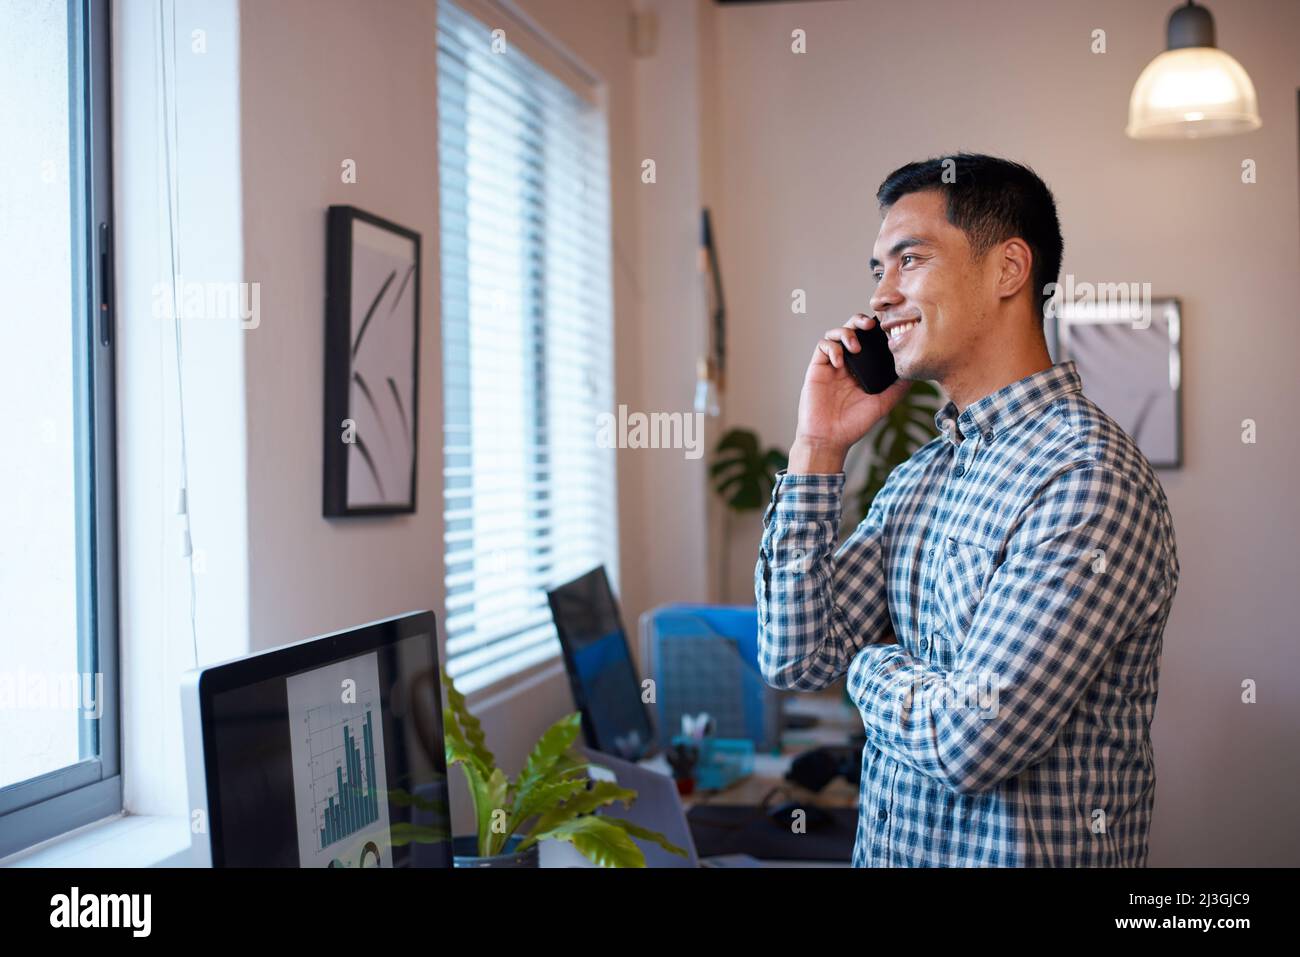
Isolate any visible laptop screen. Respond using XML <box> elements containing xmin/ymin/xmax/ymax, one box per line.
<box><xmin>548</xmin><ymin>567</ymin><xmax>656</xmax><ymax>761</ymax></box>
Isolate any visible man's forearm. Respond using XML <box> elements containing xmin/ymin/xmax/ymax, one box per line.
<box><xmin>755</xmin><ymin>469</ymin><xmax>894</xmax><ymax>691</ymax></box>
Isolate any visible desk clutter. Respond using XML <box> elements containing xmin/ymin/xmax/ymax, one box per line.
<box><xmin>666</xmin><ymin>712</ymin><xmax>756</xmax><ymax>793</ymax></box>
<box><xmin>640</xmin><ymin>604</ymin><xmax>783</xmax><ymax>753</ymax></box>
<box><xmin>544</xmin><ymin>569</ymin><xmax>861</xmax><ymax>864</ymax></box>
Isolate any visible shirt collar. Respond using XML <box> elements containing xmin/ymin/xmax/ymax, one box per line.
<box><xmin>932</xmin><ymin>360</ymin><xmax>1082</xmax><ymax>446</ymax></box>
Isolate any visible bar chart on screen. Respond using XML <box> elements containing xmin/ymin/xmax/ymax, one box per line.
<box><xmin>286</xmin><ymin>653</ymin><xmax>393</xmax><ymax>867</ymax></box>
<box><xmin>316</xmin><ymin>707</ymin><xmax>379</xmax><ymax>847</ymax></box>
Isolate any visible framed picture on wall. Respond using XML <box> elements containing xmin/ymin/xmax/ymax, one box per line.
<box><xmin>1052</xmin><ymin>296</ymin><xmax>1183</xmax><ymax>469</ymax></box>
<box><xmin>323</xmin><ymin>205</ymin><xmax>421</xmax><ymax>516</ymax></box>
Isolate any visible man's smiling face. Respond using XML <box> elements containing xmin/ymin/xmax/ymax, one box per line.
<box><xmin>869</xmin><ymin>189</ymin><xmax>992</xmax><ymax>383</ymax></box>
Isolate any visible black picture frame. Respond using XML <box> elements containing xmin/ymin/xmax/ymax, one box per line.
<box><xmin>323</xmin><ymin>205</ymin><xmax>422</xmax><ymax>516</ymax></box>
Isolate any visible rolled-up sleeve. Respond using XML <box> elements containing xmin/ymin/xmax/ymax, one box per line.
<box><xmin>846</xmin><ymin>463</ymin><xmax>1174</xmax><ymax>794</ymax></box>
<box><xmin>755</xmin><ymin>468</ymin><xmax>896</xmax><ymax>691</ymax></box>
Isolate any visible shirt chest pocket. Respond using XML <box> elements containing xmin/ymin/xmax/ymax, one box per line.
<box><xmin>932</xmin><ymin>535</ymin><xmax>995</xmax><ymax>657</ymax></box>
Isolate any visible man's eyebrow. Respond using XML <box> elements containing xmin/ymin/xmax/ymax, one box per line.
<box><xmin>869</xmin><ymin>237</ymin><xmax>930</xmax><ymax>270</ymax></box>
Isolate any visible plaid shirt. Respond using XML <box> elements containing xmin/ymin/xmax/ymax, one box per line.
<box><xmin>755</xmin><ymin>360</ymin><xmax>1179</xmax><ymax>866</ymax></box>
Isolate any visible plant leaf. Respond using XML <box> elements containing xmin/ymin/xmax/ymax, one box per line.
<box><xmin>479</xmin><ymin>767</ymin><xmax>511</xmax><ymax>856</ymax></box>
<box><xmin>601</xmin><ymin>816</ymin><xmax>691</xmax><ymax>858</ymax></box>
<box><xmin>508</xmin><ymin>776</ymin><xmax>592</xmax><ymax>837</ymax></box>
<box><xmin>715</xmin><ymin>428</ymin><xmax>759</xmax><ymax>456</ymax></box>
<box><xmin>443</xmin><ymin>718</ymin><xmax>493</xmax><ymax>783</ymax></box>
<box><xmin>452</xmin><ymin>755</ymin><xmax>491</xmax><ymax>853</ymax></box>
<box><xmin>385</xmin><ymin>822</ymin><xmax>450</xmax><ymax>847</ymax></box>
<box><xmin>710</xmin><ymin>427</ymin><xmax>786</xmax><ymax>513</ymax></box>
<box><xmin>516</xmin><ymin>779</ymin><xmax>636</xmax><ymax>850</ymax></box>
<box><xmin>440</xmin><ymin>666</ymin><xmax>495</xmax><ymax>770</ymax></box>
<box><xmin>532</xmin><ymin>815</ymin><xmax>646</xmax><ymax>868</ymax></box>
<box><xmin>381</xmin><ymin>787</ymin><xmax>447</xmax><ymax>815</ymax></box>
<box><xmin>512</xmin><ymin>713</ymin><xmax>583</xmax><ymax>813</ymax></box>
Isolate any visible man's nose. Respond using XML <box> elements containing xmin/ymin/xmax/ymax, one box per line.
<box><xmin>870</xmin><ymin>268</ymin><xmax>902</xmax><ymax>315</ymax></box>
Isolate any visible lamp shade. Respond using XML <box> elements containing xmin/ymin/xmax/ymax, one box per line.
<box><xmin>1126</xmin><ymin>46</ymin><xmax>1262</xmax><ymax>138</ymax></box>
<box><xmin>1126</xmin><ymin>2</ymin><xmax>1261</xmax><ymax>140</ymax></box>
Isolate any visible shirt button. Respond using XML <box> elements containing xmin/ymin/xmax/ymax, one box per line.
<box><xmin>928</xmin><ymin>546</ymin><xmax>936</xmax><ymax>558</ymax></box>
<box><xmin>984</xmin><ymin>431</ymin><xmax>995</xmax><ymax>443</ymax></box>
<box><xmin>877</xmin><ymin>808</ymin><xmax>888</xmax><ymax>821</ymax></box>
<box><xmin>954</xmin><ymin>465</ymin><xmax>965</xmax><ymax>477</ymax></box>
<box><xmin>919</xmin><ymin>637</ymin><xmax>930</xmax><ymax>653</ymax></box>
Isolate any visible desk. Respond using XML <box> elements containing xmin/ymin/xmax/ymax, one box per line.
<box><xmin>673</xmin><ymin>686</ymin><xmax>862</xmax><ymax>811</ymax></box>
<box><xmin>540</xmin><ymin>687</ymin><xmax>863</xmax><ymax>867</ymax></box>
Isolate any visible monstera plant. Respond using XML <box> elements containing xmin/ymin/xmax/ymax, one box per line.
<box><xmin>439</xmin><ymin>667</ymin><xmax>688</xmax><ymax>867</ymax></box>
<box><xmin>708</xmin><ymin>428</ymin><xmax>788</xmax><ymax>601</ymax></box>
<box><xmin>710</xmin><ymin>428</ymin><xmax>789</xmax><ymax>511</ymax></box>
<box><xmin>710</xmin><ymin>383</ymin><xmax>941</xmax><ymax>525</ymax></box>
<box><xmin>843</xmin><ymin>380</ymin><xmax>943</xmax><ymax>526</ymax></box>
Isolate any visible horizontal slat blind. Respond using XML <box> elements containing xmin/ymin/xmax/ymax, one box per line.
<box><xmin>438</xmin><ymin>0</ymin><xmax>616</xmax><ymax>695</ymax></box>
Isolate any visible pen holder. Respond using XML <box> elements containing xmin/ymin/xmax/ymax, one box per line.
<box><xmin>671</xmin><ymin>735</ymin><xmax>754</xmax><ymax>791</ymax></box>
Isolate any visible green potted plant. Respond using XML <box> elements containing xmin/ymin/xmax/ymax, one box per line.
<box><xmin>710</xmin><ymin>427</ymin><xmax>789</xmax><ymax>512</ymax></box>
<box><xmin>438</xmin><ymin>667</ymin><xmax>689</xmax><ymax>868</ymax></box>
<box><xmin>841</xmin><ymin>380</ymin><xmax>942</xmax><ymax>528</ymax></box>
<box><xmin>709</xmin><ymin>427</ymin><xmax>789</xmax><ymax>601</ymax></box>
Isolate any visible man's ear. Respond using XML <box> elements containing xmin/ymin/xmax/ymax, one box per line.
<box><xmin>995</xmin><ymin>238</ymin><xmax>1034</xmax><ymax>303</ymax></box>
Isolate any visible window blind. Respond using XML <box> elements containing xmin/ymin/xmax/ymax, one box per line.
<box><xmin>437</xmin><ymin>0</ymin><xmax>617</xmax><ymax>695</ymax></box>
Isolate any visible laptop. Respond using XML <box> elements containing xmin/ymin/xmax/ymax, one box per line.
<box><xmin>539</xmin><ymin>746</ymin><xmax>763</xmax><ymax>868</ymax></box>
<box><xmin>180</xmin><ymin>611</ymin><xmax>452</xmax><ymax>867</ymax></box>
<box><xmin>547</xmin><ymin>567</ymin><xmax>658</xmax><ymax>762</ymax></box>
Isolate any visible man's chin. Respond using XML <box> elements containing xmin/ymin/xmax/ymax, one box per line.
<box><xmin>893</xmin><ymin>356</ymin><xmax>926</xmax><ymax>381</ymax></box>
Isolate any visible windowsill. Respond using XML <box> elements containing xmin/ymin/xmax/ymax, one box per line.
<box><xmin>0</xmin><ymin>813</ymin><xmax>193</xmax><ymax>868</ymax></box>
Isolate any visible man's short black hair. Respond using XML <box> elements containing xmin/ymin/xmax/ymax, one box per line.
<box><xmin>876</xmin><ymin>153</ymin><xmax>1063</xmax><ymax>325</ymax></box>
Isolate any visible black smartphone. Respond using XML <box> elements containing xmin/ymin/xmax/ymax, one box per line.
<box><xmin>843</xmin><ymin>322</ymin><xmax>899</xmax><ymax>394</ymax></box>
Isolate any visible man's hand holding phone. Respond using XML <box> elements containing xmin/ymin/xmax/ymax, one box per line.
<box><xmin>789</xmin><ymin>313</ymin><xmax>913</xmax><ymax>474</ymax></box>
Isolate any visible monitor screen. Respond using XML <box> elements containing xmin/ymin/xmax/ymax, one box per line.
<box><xmin>547</xmin><ymin>567</ymin><xmax>655</xmax><ymax>761</ymax></box>
<box><xmin>184</xmin><ymin>612</ymin><xmax>451</xmax><ymax>868</ymax></box>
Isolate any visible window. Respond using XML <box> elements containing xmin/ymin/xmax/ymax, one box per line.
<box><xmin>0</xmin><ymin>0</ymin><xmax>119</xmax><ymax>857</ymax></box>
<box><xmin>437</xmin><ymin>0</ymin><xmax>616</xmax><ymax>695</ymax></box>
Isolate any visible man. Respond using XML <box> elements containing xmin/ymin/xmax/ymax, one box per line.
<box><xmin>755</xmin><ymin>153</ymin><xmax>1179</xmax><ymax>867</ymax></box>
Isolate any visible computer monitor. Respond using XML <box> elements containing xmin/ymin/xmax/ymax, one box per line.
<box><xmin>181</xmin><ymin>611</ymin><xmax>451</xmax><ymax>867</ymax></box>
<box><xmin>547</xmin><ymin>566</ymin><xmax>656</xmax><ymax>762</ymax></box>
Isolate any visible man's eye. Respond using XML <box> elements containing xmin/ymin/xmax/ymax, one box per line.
<box><xmin>872</xmin><ymin>273</ymin><xmax>882</xmax><ymax>282</ymax></box>
<box><xmin>901</xmin><ymin>254</ymin><xmax>916</xmax><ymax>266</ymax></box>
